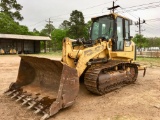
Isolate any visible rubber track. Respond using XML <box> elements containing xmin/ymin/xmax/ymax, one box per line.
<box><xmin>84</xmin><ymin>60</ymin><xmax>138</xmax><ymax>95</ymax></box>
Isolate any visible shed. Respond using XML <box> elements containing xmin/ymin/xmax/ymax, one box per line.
<box><xmin>0</xmin><ymin>34</ymin><xmax>51</xmax><ymax>54</ymax></box>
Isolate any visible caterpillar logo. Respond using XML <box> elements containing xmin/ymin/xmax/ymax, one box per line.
<box><xmin>84</xmin><ymin>45</ymin><xmax>104</xmax><ymax>56</ymax></box>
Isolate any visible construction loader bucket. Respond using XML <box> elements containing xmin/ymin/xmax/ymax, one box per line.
<box><xmin>5</xmin><ymin>56</ymin><xmax>79</xmax><ymax>120</ymax></box>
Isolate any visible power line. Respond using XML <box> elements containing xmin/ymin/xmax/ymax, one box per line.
<box><xmin>29</xmin><ymin>19</ymin><xmax>46</xmax><ymax>27</ymax></box>
<box><xmin>135</xmin><ymin>18</ymin><xmax>146</xmax><ymax>34</ymax></box>
<box><xmin>144</xmin><ymin>23</ymin><xmax>160</xmax><ymax>29</ymax></box>
<box><xmin>107</xmin><ymin>1</ymin><xmax>120</xmax><ymax>13</ymax></box>
<box><xmin>125</xmin><ymin>5</ymin><xmax>160</xmax><ymax>12</ymax></box>
<box><xmin>113</xmin><ymin>2</ymin><xmax>139</xmax><ymax>19</ymax></box>
<box><xmin>143</xmin><ymin>27</ymin><xmax>159</xmax><ymax>35</ymax></box>
<box><xmin>31</xmin><ymin>2</ymin><xmax>160</xmax><ymax>27</ymax></box>
<box><xmin>49</xmin><ymin>1</ymin><xmax>113</xmax><ymax>19</ymax></box>
<box><xmin>146</xmin><ymin>18</ymin><xmax>160</xmax><ymax>21</ymax></box>
<box><xmin>115</xmin><ymin>2</ymin><xmax>160</xmax><ymax>36</ymax></box>
<box><xmin>119</xmin><ymin>7</ymin><xmax>139</xmax><ymax>19</ymax></box>
<box><xmin>45</xmin><ymin>18</ymin><xmax>53</xmax><ymax>35</ymax></box>
<box><xmin>28</xmin><ymin>1</ymin><xmax>112</xmax><ymax>28</ymax></box>
<box><xmin>80</xmin><ymin>1</ymin><xmax>113</xmax><ymax>11</ymax></box>
<box><xmin>124</xmin><ymin>1</ymin><xmax>160</xmax><ymax>9</ymax></box>
<box><xmin>117</xmin><ymin>2</ymin><xmax>160</xmax><ymax>13</ymax></box>
<box><xmin>30</xmin><ymin>0</ymin><xmax>160</xmax><ymax>35</ymax></box>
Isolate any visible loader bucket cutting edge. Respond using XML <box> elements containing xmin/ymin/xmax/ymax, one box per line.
<box><xmin>5</xmin><ymin>56</ymin><xmax>79</xmax><ymax>119</ymax></box>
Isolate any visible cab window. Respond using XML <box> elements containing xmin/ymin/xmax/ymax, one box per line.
<box><xmin>91</xmin><ymin>16</ymin><xmax>114</xmax><ymax>40</ymax></box>
<box><xmin>117</xmin><ymin>17</ymin><xmax>123</xmax><ymax>50</ymax></box>
<box><xmin>125</xmin><ymin>20</ymin><xmax>129</xmax><ymax>40</ymax></box>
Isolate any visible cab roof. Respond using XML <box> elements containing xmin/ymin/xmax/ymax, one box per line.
<box><xmin>91</xmin><ymin>13</ymin><xmax>130</xmax><ymax>21</ymax></box>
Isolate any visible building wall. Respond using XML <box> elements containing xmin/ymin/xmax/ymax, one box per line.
<box><xmin>0</xmin><ymin>39</ymin><xmax>40</xmax><ymax>54</ymax></box>
<box><xmin>0</xmin><ymin>39</ymin><xmax>15</xmax><ymax>53</ymax></box>
<box><xmin>34</xmin><ymin>41</ymin><xmax>40</xmax><ymax>53</ymax></box>
<box><xmin>24</xmin><ymin>40</ymin><xmax>34</xmax><ymax>53</ymax></box>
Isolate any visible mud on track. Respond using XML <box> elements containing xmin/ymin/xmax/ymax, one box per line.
<box><xmin>0</xmin><ymin>55</ymin><xmax>160</xmax><ymax>120</ymax></box>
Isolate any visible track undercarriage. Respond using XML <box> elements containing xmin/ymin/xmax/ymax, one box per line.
<box><xmin>84</xmin><ymin>60</ymin><xmax>138</xmax><ymax>95</ymax></box>
<box><xmin>4</xmin><ymin>59</ymin><xmax>140</xmax><ymax>120</ymax></box>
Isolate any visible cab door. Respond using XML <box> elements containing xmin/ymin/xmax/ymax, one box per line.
<box><xmin>113</xmin><ymin>17</ymin><xmax>131</xmax><ymax>51</ymax></box>
<box><xmin>116</xmin><ymin>17</ymin><xmax>124</xmax><ymax>51</ymax></box>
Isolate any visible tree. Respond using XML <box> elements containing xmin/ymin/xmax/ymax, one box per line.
<box><xmin>51</xmin><ymin>29</ymin><xmax>67</xmax><ymax>50</ymax></box>
<box><xmin>59</xmin><ymin>10</ymin><xmax>93</xmax><ymax>40</ymax></box>
<box><xmin>0</xmin><ymin>0</ymin><xmax>23</xmax><ymax>21</ymax></box>
<box><xmin>155</xmin><ymin>38</ymin><xmax>160</xmax><ymax>48</ymax></box>
<box><xmin>132</xmin><ymin>34</ymin><xmax>148</xmax><ymax>51</ymax></box>
<box><xmin>85</xmin><ymin>20</ymin><xmax>92</xmax><ymax>31</ymax></box>
<box><xmin>32</xmin><ymin>28</ymin><xmax>40</xmax><ymax>36</ymax></box>
<box><xmin>147</xmin><ymin>37</ymin><xmax>160</xmax><ymax>48</ymax></box>
<box><xmin>59</xmin><ymin>20</ymin><xmax>70</xmax><ymax>30</ymax></box>
<box><xmin>67</xmin><ymin>10</ymin><xmax>86</xmax><ymax>39</ymax></box>
<box><xmin>84</xmin><ymin>20</ymin><xmax>92</xmax><ymax>39</ymax></box>
<box><xmin>40</xmin><ymin>24</ymin><xmax>55</xmax><ymax>36</ymax></box>
<box><xmin>0</xmin><ymin>12</ymin><xmax>29</xmax><ymax>34</ymax></box>
<box><xmin>39</xmin><ymin>23</ymin><xmax>55</xmax><ymax>51</ymax></box>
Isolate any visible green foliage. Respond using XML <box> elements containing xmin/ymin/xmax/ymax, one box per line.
<box><xmin>137</xmin><ymin>57</ymin><xmax>160</xmax><ymax>67</ymax></box>
<box><xmin>32</xmin><ymin>28</ymin><xmax>40</xmax><ymax>36</ymax></box>
<box><xmin>0</xmin><ymin>12</ymin><xmax>29</xmax><ymax>34</ymax></box>
<box><xmin>67</xmin><ymin>10</ymin><xmax>86</xmax><ymax>39</ymax></box>
<box><xmin>40</xmin><ymin>24</ymin><xmax>55</xmax><ymax>36</ymax></box>
<box><xmin>146</xmin><ymin>37</ymin><xmax>160</xmax><ymax>47</ymax></box>
<box><xmin>59</xmin><ymin>20</ymin><xmax>70</xmax><ymax>30</ymax></box>
<box><xmin>0</xmin><ymin>0</ymin><xmax>23</xmax><ymax>21</ymax></box>
<box><xmin>40</xmin><ymin>41</ymin><xmax>45</xmax><ymax>50</ymax></box>
<box><xmin>133</xmin><ymin>34</ymin><xmax>160</xmax><ymax>49</ymax></box>
<box><xmin>132</xmin><ymin>34</ymin><xmax>148</xmax><ymax>49</ymax></box>
<box><xmin>17</xmin><ymin>25</ymin><xmax>30</xmax><ymax>35</ymax></box>
<box><xmin>84</xmin><ymin>20</ymin><xmax>92</xmax><ymax>39</ymax></box>
<box><xmin>59</xmin><ymin>10</ymin><xmax>91</xmax><ymax>40</ymax></box>
<box><xmin>51</xmin><ymin>29</ymin><xmax>67</xmax><ymax>50</ymax></box>
<box><xmin>39</xmin><ymin>24</ymin><xmax>55</xmax><ymax>51</ymax></box>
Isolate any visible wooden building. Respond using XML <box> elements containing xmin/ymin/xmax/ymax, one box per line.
<box><xmin>0</xmin><ymin>34</ymin><xmax>51</xmax><ymax>54</ymax></box>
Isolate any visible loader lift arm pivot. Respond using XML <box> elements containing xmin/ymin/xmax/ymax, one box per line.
<box><xmin>62</xmin><ymin>37</ymin><xmax>108</xmax><ymax>77</ymax></box>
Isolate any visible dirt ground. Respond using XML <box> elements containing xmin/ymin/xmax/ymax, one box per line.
<box><xmin>0</xmin><ymin>55</ymin><xmax>160</xmax><ymax>120</ymax></box>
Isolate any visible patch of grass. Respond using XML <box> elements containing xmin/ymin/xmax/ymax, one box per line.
<box><xmin>137</xmin><ymin>57</ymin><xmax>160</xmax><ymax>63</ymax></box>
<box><xmin>38</xmin><ymin>51</ymin><xmax>62</xmax><ymax>56</ymax></box>
<box><xmin>113</xmin><ymin>115</ymin><xmax>136</xmax><ymax>120</ymax></box>
<box><xmin>136</xmin><ymin>57</ymin><xmax>160</xmax><ymax>67</ymax></box>
<box><xmin>23</xmin><ymin>51</ymin><xmax>62</xmax><ymax>59</ymax></box>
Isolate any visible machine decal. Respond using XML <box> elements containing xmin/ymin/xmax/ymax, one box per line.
<box><xmin>84</xmin><ymin>45</ymin><xmax>104</xmax><ymax>56</ymax></box>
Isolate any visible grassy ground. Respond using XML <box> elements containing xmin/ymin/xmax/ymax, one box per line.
<box><xmin>136</xmin><ymin>57</ymin><xmax>160</xmax><ymax>67</ymax></box>
<box><xmin>38</xmin><ymin>52</ymin><xmax>160</xmax><ymax>68</ymax></box>
<box><xmin>1</xmin><ymin>52</ymin><xmax>159</xmax><ymax>67</ymax></box>
<box><xmin>28</xmin><ymin>52</ymin><xmax>160</xmax><ymax>67</ymax></box>
<box><xmin>39</xmin><ymin>51</ymin><xmax>62</xmax><ymax>56</ymax></box>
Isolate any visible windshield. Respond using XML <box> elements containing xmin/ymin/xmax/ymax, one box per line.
<box><xmin>91</xmin><ymin>15</ymin><xmax>114</xmax><ymax>40</ymax></box>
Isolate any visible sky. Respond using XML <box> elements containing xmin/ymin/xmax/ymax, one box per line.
<box><xmin>16</xmin><ymin>0</ymin><xmax>160</xmax><ymax>37</ymax></box>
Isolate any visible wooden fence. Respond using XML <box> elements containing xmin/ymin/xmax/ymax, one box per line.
<box><xmin>137</xmin><ymin>51</ymin><xmax>160</xmax><ymax>57</ymax></box>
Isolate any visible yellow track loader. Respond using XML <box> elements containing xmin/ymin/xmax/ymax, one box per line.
<box><xmin>5</xmin><ymin>13</ymin><xmax>146</xmax><ymax>120</ymax></box>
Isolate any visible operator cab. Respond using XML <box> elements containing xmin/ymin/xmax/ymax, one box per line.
<box><xmin>90</xmin><ymin>13</ymin><xmax>132</xmax><ymax>51</ymax></box>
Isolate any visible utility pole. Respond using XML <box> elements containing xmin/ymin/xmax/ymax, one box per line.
<box><xmin>135</xmin><ymin>18</ymin><xmax>145</xmax><ymax>54</ymax></box>
<box><xmin>46</xmin><ymin>18</ymin><xmax>53</xmax><ymax>36</ymax></box>
<box><xmin>45</xmin><ymin>18</ymin><xmax>53</xmax><ymax>52</ymax></box>
<box><xmin>135</xmin><ymin>18</ymin><xmax>145</xmax><ymax>35</ymax></box>
<box><xmin>138</xmin><ymin>18</ymin><xmax>141</xmax><ymax>35</ymax></box>
<box><xmin>113</xmin><ymin>1</ymin><xmax>115</xmax><ymax>13</ymax></box>
<box><xmin>108</xmin><ymin>1</ymin><xmax>120</xmax><ymax>13</ymax></box>
<box><xmin>0</xmin><ymin>0</ymin><xmax>2</xmax><ymax>12</ymax></box>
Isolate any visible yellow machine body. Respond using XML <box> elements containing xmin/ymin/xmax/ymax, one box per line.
<box><xmin>5</xmin><ymin>13</ymin><xmax>145</xmax><ymax>120</ymax></box>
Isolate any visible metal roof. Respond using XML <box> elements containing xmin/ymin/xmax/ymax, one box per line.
<box><xmin>0</xmin><ymin>34</ymin><xmax>51</xmax><ymax>41</ymax></box>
